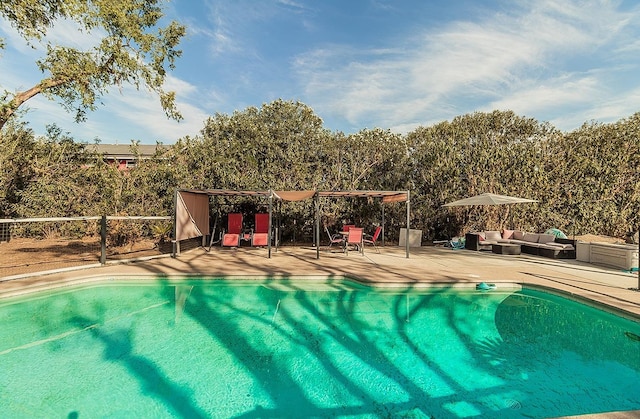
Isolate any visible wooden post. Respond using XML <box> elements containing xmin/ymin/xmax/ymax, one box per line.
<box><xmin>316</xmin><ymin>192</ymin><xmax>320</xmax><ymax>260</ymax></box>
<box><xmin>268</xmin><ymin>192</ymin><xmax>273</xmax><ymax>258</ymax></box>
<box><xmin>100</xmin><ymin>215</ymin><xmax>107</xmax><ymax>265</ymax></box>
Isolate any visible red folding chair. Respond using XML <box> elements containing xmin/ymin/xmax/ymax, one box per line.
<box><xmin>345</xmin><ymin>227</ymin><xmax>363</xmax><ymax>255</ymax></box>
<box><xmin>363</xmin><ymin>226</ymin><xmax>382</xmax><ymax>253</ymax></box>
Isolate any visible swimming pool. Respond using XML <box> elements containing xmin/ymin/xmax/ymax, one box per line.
<box><xmin>0</xmin><ymin>278</ymin><xmax>638</xmax><ymax>418</ymax></box>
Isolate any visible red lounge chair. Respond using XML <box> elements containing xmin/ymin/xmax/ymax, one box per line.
<box><xmin>345</xmin><ymin>227</ymin><xmax>363</xmax><ymax>255</ymax></box>
<box><xmin>252</xmin><ymin>213</ymin><xmax>270</xmax><ymax>247</ymax></box>
<box><xmin>363</xmin><ymin>226</ymin><xmax>382</xmax><ymax>253</ymax></box>
<box><xmin>222</xmin><ymin>213</ymin><xmax>242</xmax><ymax>247</ymax></box>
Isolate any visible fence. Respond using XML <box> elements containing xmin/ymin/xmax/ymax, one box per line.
<box><xmin>0</xmin><ymin>216</ymin><xmax>173</xmax><ymax>278</ymax></box>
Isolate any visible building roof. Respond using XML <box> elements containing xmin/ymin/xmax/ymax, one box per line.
<box><xmin>88</xmin><ymin>144</ymin><xmax>169</xmax><ymax>159</ymax></box>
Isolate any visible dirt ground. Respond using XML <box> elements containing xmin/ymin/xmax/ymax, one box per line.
<box><xmin>0</xmin><ymin>237</ymin><xmax>167</xmax><ymax>277</ymax></box>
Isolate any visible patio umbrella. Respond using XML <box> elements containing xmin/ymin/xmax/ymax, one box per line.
<box><xmin>442</xmin><ymin>193</ymin><xmax>538</xmax><ymax>232</ymax></box>
<box><xmin>442</xmin><ymin>193</ymin><xmax>538</xmax><ymax>207</ymax></box>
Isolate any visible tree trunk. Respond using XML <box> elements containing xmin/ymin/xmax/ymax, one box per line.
<box><xmin>0</xmin><ymin>78</ymin><xmax>66</xmax><ymax>133</ymax></box>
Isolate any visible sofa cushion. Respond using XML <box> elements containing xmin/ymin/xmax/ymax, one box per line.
<box><xmin>485</xmin><ymin>230</ymin><xmax>502</xmax><ymax>241</ymax></box>
<box><xmin>522</xmin><ymin>242</ymin><xmax>543</xmax><ymax>248</ymax></box>
<box><xmin>523</xmin><ymin>232</ymin><xmax>539</xmax><ymax>243</ymax></box>
<box><xmin>538</xmin><ymin>233</ymin><xmax>556</xmax><ymax>244</ymax></box>
<box><xmin>513</xmin><ymin>230</ymin><xmax>525</xmax><ymax>240</ymax></box>
<box><xmin>543</xmin><ymin>242</ymin><xmax>574</xmax><ymax>250</ymax></box>
<box><xmin>502</xmin><ymin>229</ymin><xmax>514</xmax><ymax>239</ymax></box>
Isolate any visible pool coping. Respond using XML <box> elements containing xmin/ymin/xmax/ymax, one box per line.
<box><xmin>1</xmin><ymin>245</ymin><xmax>637</xmax><ymax>317</ymax></box>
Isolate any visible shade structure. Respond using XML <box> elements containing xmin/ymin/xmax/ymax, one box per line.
<box><xmin>442</xmin><ymin>193</ymin><xmax>537</xmax><ymax>207</ymax></box>
<box><xmin>174</xmin><ymin>188</ymin><xmax>411</xmax><ymax>259</ymax></box>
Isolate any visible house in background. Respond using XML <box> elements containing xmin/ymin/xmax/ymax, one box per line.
<box><xmin>88</xmin><ymin>143</ymin><xmax>169</xmax><ymax>170</ymax></box>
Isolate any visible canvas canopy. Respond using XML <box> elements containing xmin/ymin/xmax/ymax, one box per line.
<box><xmin>174</xmin><ymin>189</ymin><xmax>411</xmax><ymax>258</ymax></box>
<box><xmin>442</xmin><ymin>192</ymin><xmax>538</xmax><ymax>232</ymax></box>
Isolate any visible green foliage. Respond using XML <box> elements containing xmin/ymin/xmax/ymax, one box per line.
<box><xmin>0</xmin><ymin>120</ymin><xmax>38</xmax><ymax>216</ymax></box>
<box><xmin>194</xmin><ymin>99</ymin><xmax>330</xmax><ymax>190</ymax></box>
<box><xmin>187</xmin><ymin>101</ymin><xmax>411</xmax><ymax>240</ymax></box>
<box><xmin>542</xmin><ymin>115</ymin><xmax>640</xmax><ymax>237</ymax></box>
<box><xmin>2</xmin><ymin>100</ymin><xmax>640</xmax><ymax>243</ymax></box>
<box><xmin>151</xmin><ymin>222</ymin><xmax>172</xmax><ymax>243</ymax></box>
<box><xmin>0</xmin><ymin>0</ymin><xmax>185</xmax><ymax>132</ymax></box>
<box><xmin>407</xmin><ymin>111</ymin><xmax>552</xmax><ymax>237</ymax></box>
<box><xmin>10</xmin><ymin>125</ymin><xmax>118</xmax><ymax>218</ymax></box>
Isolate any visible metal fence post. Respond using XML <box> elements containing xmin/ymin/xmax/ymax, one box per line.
<box><xmin>100</xmin><ymin>215</ymin><xmax>107</xmax><ymax>265</ymax></box>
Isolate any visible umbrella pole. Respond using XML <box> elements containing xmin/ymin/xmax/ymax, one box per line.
<box><xmin>405</xmin><ymin>190</ymin><xmax>410</xmax><ymax>259</ymax></box>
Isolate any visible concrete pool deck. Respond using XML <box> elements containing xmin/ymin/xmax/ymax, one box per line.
<box><xmin>0</xmin><ymin>244</ymin><xmax>638</xmax><ymax>418</ymax></box>
<box><xmin>1</xmin><ymin>244</ymin><xmax>638</xmax><ymax>319</ymax></box>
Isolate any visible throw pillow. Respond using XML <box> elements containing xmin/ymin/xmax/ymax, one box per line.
<box><xmin>485</xmin><ymin>230</ymin><xmax>502</xmax><ymax>241</ymax></box>
<box><xmin>538</xmin><ymin>233</ymin><xmax>556</xmax><ymax>244</ymax></box>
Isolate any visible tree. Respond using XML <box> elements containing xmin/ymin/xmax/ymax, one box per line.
<box><xmin>0</xmin><ymin>0</ymin><xmax>185</xmax><ymax>134</ymax></box>
<box><xmin>0</xmin><ymin>119</ymin><xmax>38</xmax><ymax>216</ymax></box>
<box><xmin>407</xmin><ymin>111</ymin><xmax>554</xmax><ymax>238</ymax></box>
<box><xmin>10</xmin><ymin>124</ymin><xmax>117</xmax><ymax>219</ymax></box>
<box><xmin>197</xmin><ymin>99</ymin><xmax>331</xmax><ymax>191</ymax></box>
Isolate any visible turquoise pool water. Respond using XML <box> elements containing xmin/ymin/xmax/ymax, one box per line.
<box><xmin>0</xmin><ymin>279</ymin><xmax>638</xmax><ymax>418</ymax></box>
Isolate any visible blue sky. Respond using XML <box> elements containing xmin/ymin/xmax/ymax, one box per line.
<box><xmin>1</xmin><ymin>0</ymin><xmax>640</xmax><ymax>144</ymax></box>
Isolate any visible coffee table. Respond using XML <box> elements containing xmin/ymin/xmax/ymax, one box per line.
<box><xmin>491</xmin><ymin>243</ymin><xmax>521</xmax><ymax>255</ymax></box>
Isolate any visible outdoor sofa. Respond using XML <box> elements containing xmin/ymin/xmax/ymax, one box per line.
<box><xmin>465</xmin><ymin>230</ymin><xmax>576</xmax><ymax>259</ymax></box>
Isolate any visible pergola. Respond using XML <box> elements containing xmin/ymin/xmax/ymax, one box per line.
<box><xmin>174</xmin><ymin>189</ymin><xmax>411</xmax><ymax>258</ymax></box>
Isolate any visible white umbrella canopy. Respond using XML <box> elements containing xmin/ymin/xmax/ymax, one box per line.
<box><xmin>442</xmin><ymin>193</ymin><xmax>538</xmax><ymax>207</ymax></box>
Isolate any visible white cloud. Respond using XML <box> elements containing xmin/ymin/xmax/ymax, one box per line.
<box><xmin>200</xmin><ymin>1</ymin><xmax>267</xmax><ymax>57</ymax></box>
<box><xmin>0</xmin><ymin>18</ymin><xmax>35</xmax><ymax>55</ymax></box>
<box><xmin>61</xmin><ymin>77</ymin><xmax>209</xmax><ymax>143</ymax></box>
<box><xmin>41</xmin><ymin>18</ymin><xmax>103</xmax><ymax>50</ymax></box>
<box><xmin>550</xmin><ymin>85</ymin><xmax>640</xmax><ymax>129</ymax></box>
<box><xmin>486</xmin><ymin>74</ymin><xmax>601</xmax><ymax>115</ymax></box>
<box><xmin>294</xmin><ymin>0</ymin><xmax>640</xmax><ymax>132</ymax></box>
